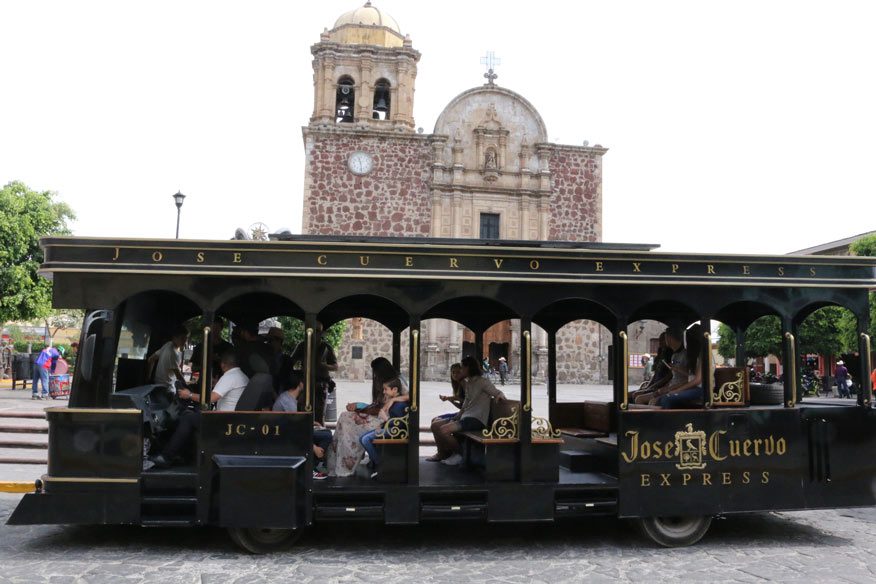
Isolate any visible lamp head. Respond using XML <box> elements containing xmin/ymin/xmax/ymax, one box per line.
<box><xmin>173</xmin><ymin>191</ymin><xmax>186</xmax><ymax>209</ymax></box>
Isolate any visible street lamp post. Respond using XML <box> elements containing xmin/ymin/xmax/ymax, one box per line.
<box><xmin>173</xmin><ymin>191</ymin><xmax>186</xmax><ymax>239</ymax></box>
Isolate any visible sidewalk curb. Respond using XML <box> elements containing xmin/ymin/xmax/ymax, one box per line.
<box><xmin>0</xmin><ymin>482</ymin><xmax>35</xmax><ymax>494</ymax></box>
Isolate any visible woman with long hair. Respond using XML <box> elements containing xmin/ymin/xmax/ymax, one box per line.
<box><xmin>426</xmin><ymin>363</ymin><xmax>465</xmax><ymax>462</ymax></box>
<box><xmin>325</xmin><ymin>357</ymin><xmax>408</xmax><ymax>477</ymax></box>
<box><xmin>432</xmin><ymin>356</ymin><xmax>506</xmax><ymax>466</ymax></box>
<box><xmin>651</xmin><ymin>324</ymin><xmax>704</xmax><ymax>409</ymax></box>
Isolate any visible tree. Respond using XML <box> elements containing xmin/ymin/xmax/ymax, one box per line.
<box><xmin>45</xmin><ymin>309</ymin><xmax>84</xmax><ymax>344</ymax></box>
<box><xmin>798</xmin><ymin>306</ymin><xmax>852</xmax><ymax>357</ymax></box>
<box><xmin>0</xmin><ymin>181</ymin><xmax>75</xmax><ymax>324</ymax></box>
<box><xmin>276</xmin><ymin>317</ymin><xmax>346</xmax><ymax>353</ymax></box>
<box><xmin>848</xmin><ymin>235</ymin><xmax>876</xmax><ymax>342</ymax></box>
<box><xmin>717</xmin><ymin>316</ymin><xmax>783</xmax><ymax>361</ymax></box>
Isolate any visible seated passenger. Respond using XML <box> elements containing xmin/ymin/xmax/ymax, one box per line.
<box><xmin>633</xmin><ymin>331</ymin><xmax>675</xmax><ymax>403</ymax></box>
<box><xmin>433</xmin><ymin>356</ymin><xmax>506</xmax><ymax>467</ymax></box>
<box><xmin>650</xmin><ymin>325</ymin><xmax>704</xmax><ymax>409</ymax></box>
<box><xmin>190</xmin><ymin>316</ymin><xmax>233</xmax><ymax>383</ymax></box>
<box><xmin>427</xmin><ymin>363</ymin><xmax>464</xmax><ymax>462</ymax></box>
<box><xmin>325</xmin><ymin>359</ymin><xmax>408</xmax><ymax>477</ymax></box>
<box><xmin>235</xmin><ymin>321</ymin><xmax>275</xmax><ymax>378</ymax></box>
<box><xmin>234</xmin><ymin>372</ymin><xmax>276</xmax><ymax>411</ymax></box>
<box><xmin>150</xmin><ymin>352</ymin><xmax>248</xmax><ymax>467</ymax></box>
<box><xmin>359</xmin><ymin>378</ymin><xmax>409</xmax><ymax>479</ymax></box>
<box><xmin>272</xmin><ymin>372</ymin><xmax>332</xmax><ymax>480</ymax></box>
<box><xmin>147</xmin><ymin>325</ymin><xmax>189</xmax><ymax>388</ymax></box>
<box><xmin>632</xmin><ymin>332</ymin><xmax>673</xmax><ymax>404</ymax></box>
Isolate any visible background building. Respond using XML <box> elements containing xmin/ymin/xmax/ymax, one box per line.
<box><xmin>301</xmin><ymin>2</ymin><xmax>661</xmax><ymax>382</ymax></box>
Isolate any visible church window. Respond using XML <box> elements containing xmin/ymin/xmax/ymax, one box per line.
<box><xmin>336</xmin><ymin>76</ymin><xmax>355</xmax><ymax>123</ymax></box>
<box><xmin>372</xmin><ymin>79</ymin><xmax>391</xmax><ymax>120</ymax></box>
<box><xmin>480</xmin><ymin>213</ymin><xmax>500</xmax><ymax>240</ymax></box>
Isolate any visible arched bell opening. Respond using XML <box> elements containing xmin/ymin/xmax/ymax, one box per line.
<box><xmin>372</xmin><ymin>79</ymin><xmax>391</xmax><ymax>120</ymax></box>
<box><xmin>336</xmin><ymin>76</ymin><xmax>355</xmax><ymax>123</ymax></box>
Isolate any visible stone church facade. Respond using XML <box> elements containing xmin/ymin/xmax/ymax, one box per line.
<box><xmin>301</xmin><ymin>3</ymin><xmax>659</xmax><ymax>383</ymax></box>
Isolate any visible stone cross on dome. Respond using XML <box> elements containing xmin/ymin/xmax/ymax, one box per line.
<box><xmin>480</xmin><ymin>51</ymin><xmax>501</xmax><ymax>85</ymax></box>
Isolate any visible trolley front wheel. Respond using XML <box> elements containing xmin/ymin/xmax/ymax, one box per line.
<box><xmin>227</xmin><ymin>527</ymin><xmax>302</xmax><ymax>554</ymax></box>
<box><xmin>638</xmin><ymin>515</ymin><xmax>712</xmax><ymax>547</ymax></box>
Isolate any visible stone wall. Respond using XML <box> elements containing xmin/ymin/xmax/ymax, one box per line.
<box><xmin>556</xmin><ymin>320</ymin><xmax>609</xmax><ymax>384</ymax></box>
<box><xmin>548</xmin><ymin>146</ymin><xmax>603</xmax><ymax>242</ymax></box>
<box><xmin>302</xmin><ymin>128</ymin><xmax>433</xmax><ymax>236</ymax></box>
<box><xmin>335</xmin><ymin>319</ymin><xmax>411</xmax><ymax>382</ymax></box>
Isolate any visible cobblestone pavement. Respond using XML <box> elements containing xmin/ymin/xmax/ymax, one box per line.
<box><xmin>1</xmin><ymin>494</ymin><xmax>876</xmax><ymax>583</ymax></box>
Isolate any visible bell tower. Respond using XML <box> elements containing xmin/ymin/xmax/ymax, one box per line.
<box><xmin>309</xmin><ymin>2</ymin><xmax>419</xmax><ymax>131</ymax></box>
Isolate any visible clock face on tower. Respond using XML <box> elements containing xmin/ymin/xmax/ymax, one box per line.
<box><xmin>347</xmin><ymin>151</ymin><xmax>374</xmax><ymax>175</ymax></box>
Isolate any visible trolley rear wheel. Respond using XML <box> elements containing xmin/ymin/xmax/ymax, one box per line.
<box><xmin>227</xmin><ymin>527</ymin><xmax>302</xmax><ymax>554</ymax></box>
<box><xmin>638</xmin><ymin>515</ymin><xmax>712</xmax><ymax>547</ymax></box>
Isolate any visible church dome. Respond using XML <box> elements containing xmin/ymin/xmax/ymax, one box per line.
<box><xmin>329</xmin><ymin>2</ymin><xmax>405</xmax><ymax>48</ymax></box>
<box><xmin>334</xmin><ymin>2</ymin><xmax>401</xmax><ymax>33</ymax></box>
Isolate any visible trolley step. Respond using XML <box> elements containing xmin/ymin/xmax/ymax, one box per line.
<box><xmin>559</xmin><ymin>450</ymin><xmax>602</xmax><ymax>473</ymax></box>
<box><xmin>141</xmin><ymin>517</ymin><xmax>199</xmax><ymax>527</ymax></box>
<box><xmin>141</xmin><ymin>468</ymin><xmax>198</xmax><ymax>493</ymax></box>
<box><xmin>555</xmin><ymin>498</ymin><xmax>617</xmax><ymax>517</ymax></box>
<box><xmin>142</xmin><ymin>495</ymin><xmax>198</xmax><ymax>506</ymax></box>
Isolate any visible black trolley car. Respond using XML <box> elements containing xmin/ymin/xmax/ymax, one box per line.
<box><xmin>8</xmin><ymin>235</ymin><xmax>876</xmax><ymax>551</ymax></box>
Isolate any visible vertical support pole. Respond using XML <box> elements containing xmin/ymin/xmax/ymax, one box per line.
<box><xmin>303</xmin><ymin>313</ymin><xmax>317</xmax><ymax>416</ymax></box>
<box><xmin>860</xmin><ymin>331</ymin><xmax>872</xmax><ymax>408</ymax></box>
<box><xmin>616</xmin><ymin>320</ymin><xmax>629</xmax><ymax>410</ymax></box>
<box><xmin>782</xmin><ymin>316</ymin><xmax>798</xmax><ymax>408</ymax></box>
<box><xmin>70</xmin><ymin>308</ymin><xmax>115</xmax><ymax>408</ymax></box>
<box><xmin>519</xmin><ymin>318</ymin><xmax>532</xmax><ymax>482</ymax></box>
<box><xmin>392</xmin><ymin>329</ymin><xmax>401</xmax><ymax>372</ymax></box>
<box><xmin>475</xmin><ymin>329</ymin><xmax>485</xmax><ymax>368</ymax></box>
<box><xmin>702</xmin><ymin>319</ymin><xmax>714</xmax><ymax>408</ymax></box>
<box><xmin>407</xmin><ymin>318</ymin><xmax>421</xmax><ymax>484</ymax></box>
<box><xmin>858</xmin><ymin>304</ymin><xmax>871</xmax><ymax>407</ymax></box>
<box><xmin>735</xmin><ymin>325</ymin><xmax>747</xmax><ymax>371</ymax></box>
<box><xmin>200</xmin><ymin>310</ymin><xmax>214</xmax><ymax>411</ymax></box>
<box><xmin>547</xmin><ymin>330</ymin><xmax>557</xmax><ymax>422</ymax></box>
<box><xmin>94</xmin><ymin>309</ymin><xmax>120</xmax><ymax>408</ymax></box>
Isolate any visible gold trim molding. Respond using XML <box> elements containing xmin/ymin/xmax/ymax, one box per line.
<box><xmin>482</xmin><ymin>406</ymin><xmax>519</xmax><ymax>440</ymax></box>
<box><xmin>531</xmin><ymin>416</ymin><xmax>561</xmax><ymax>440</ymax></box>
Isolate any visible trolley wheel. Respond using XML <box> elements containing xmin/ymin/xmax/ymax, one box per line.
<box><xmin>638</xmin><ymin>515</ymin><xmax>712</xmax><ymax>547</ymax></box>
<box><xmin>227</xmin><ymin>527</ymin><xmax>302</xmax><ymax>554</ymax></box>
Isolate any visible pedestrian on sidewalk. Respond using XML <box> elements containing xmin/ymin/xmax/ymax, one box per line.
<box><xmin>31</xmin><ymin>345</ymin><xmax>58</xmax><ymax>400</ymax></box>
<box><xmin>498</xmin><ymin>357</ymin><xmax>509</xmax><ymax>386</ymax></box>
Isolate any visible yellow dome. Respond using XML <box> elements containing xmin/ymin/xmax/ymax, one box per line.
<box><xmin>329</xmin><ymin>2</ymin><xmax>404</xmax><ymax>48</ymax></box>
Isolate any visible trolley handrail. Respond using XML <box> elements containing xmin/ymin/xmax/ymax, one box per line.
<box><xmin>704</xmin><ymin>331</ymin><xmax>714</xmax><ymax>408</ymax></box>
<box><xmin>619</xmin><ymin>331</ymin><xmax>629</xmax><ymax>410</ymax></box>
<box><xmin>200</xmin><ymin>326</ymin><xmax>210</xmax><ymax>410</ymax></box>
<box><xmin>784</xmin><ymin>331</ymin><xmax>797</xmax><ymax>407</ymax></box>
<box><xmin>523</xmin><ymin>330</ymin><xmax>532</xmax><ymax>412</ymax></box>
<box><xmin>411</xmin><ymin>329</ymin><xmax>419</xmax><ymax>412</ymax></box>
<box><xmin>862</xmin><ymin>333</ymin><xmax>872</xmax><ymax>407</ymax></box>
<box><xmin>305</xmin><ymin>327</ymin><xmax>313</xmax><ymax>412</ymax></box>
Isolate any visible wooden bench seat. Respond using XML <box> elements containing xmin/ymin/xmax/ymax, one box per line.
<box><xmin>595</xmin><ymin>435</ymin><xmax>617</xmax><ymax>447</ymax></box>
<box><xmin>458</xmin><ymin>431</ymin><xmax>520</xmax><ymax>445</ymax></box>
<box><xmin>553</xmin><ymin>401</ymin><xmax>615</xmax><ymax>439</ymax></box>
<box><xmin>372</xmin><ymin>413</ymin><xmax>410</xmax><ymax>483</ymax></box>
<box><xmin>456</xmin><ymin>399</ymin><xmax>521</xmax><ymax>481</ymax></box>
<box><xmin>454</xmin><ymin>399</ymin><xmax>563</xmax><ymax>481</ymax></box>
<box><xmin>558</xmin><ymin>427</ymin><xmax>606</xmax><ymax>439</ymax></box>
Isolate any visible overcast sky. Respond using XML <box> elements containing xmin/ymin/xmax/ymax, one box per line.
<box><xmin>2</xmin><ymin>0</ymin><xmax>874</xmax><ymax>254</ymax></box>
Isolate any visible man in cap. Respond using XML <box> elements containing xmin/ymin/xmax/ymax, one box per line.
<box><xmin>835</xmin><ymin>359</ymin><xmax>850</xmax><ymax>398</ymax></box>
<box><xmin>497</xmin><ymin>356</ymin><xmax>509</xmax><ymax>386</ymax></box>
